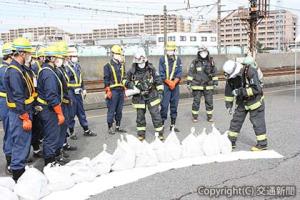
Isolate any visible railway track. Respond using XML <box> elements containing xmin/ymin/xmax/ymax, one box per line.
<box><xmin>84</xmin><ymin>67</ymin><xmax>298</xmax><ymax>93</ymax></box>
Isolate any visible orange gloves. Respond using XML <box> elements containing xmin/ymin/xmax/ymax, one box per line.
<box><xmin>53</xmin><ymin>104</ymin><xmax>65</xmax><ymax>125</ymax></box>
<box><xmin>105</xmin><ymin>87</ymin><xmax>112</xmax><ymax>99</ymax></box>
<box><xmin>164</xmin><ymin>78</ymin><xmax>180</xmax><ymax>90</ymax></box>
<box><xmin>19</xmin><ymin>113</ymin><xmax>32</xmax><ymax>132</ymax></box>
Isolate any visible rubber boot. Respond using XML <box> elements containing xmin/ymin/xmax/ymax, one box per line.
<box><xmin>12</xmin><ymin>168</ymin><xmax>25</xmax><ymax>182</ymax></box>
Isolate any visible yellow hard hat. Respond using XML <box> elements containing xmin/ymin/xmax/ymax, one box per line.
<box><xmin>2</xmin><ymin>42</ymin><xmax>13</xmax><ymax>56</ymax></box>
<box><xmin>67</xmin><ymin>46</ymin><xmax>78</xmax><ymax>57</ymax></box>
<box><xmin>45</xmin><ymin>45</ymin><xmax>64</xmax><ymax>58</ymax></box>
<box><xmin>37</xmin><ymin>47</ymin><xmax>46</xmax><ymax>57</ymax></box>
<box><xmin>111</xmin><ymin>45</ymin><xmax>123</xmax><ymax>55</ymax></box>
<box><xmin>12</xmin><ymin>37</ymin><xmax>33</xmax><ymax>53</ymax></box>
<box><xmin>166</xmin><ymin>41</ymin><xmax>176</xmax><ymax>51</ymax></box>
<box><xmin>54</xmin><ymin>41</ymin><xmax>68</xmax><ymax>57</ymax></box>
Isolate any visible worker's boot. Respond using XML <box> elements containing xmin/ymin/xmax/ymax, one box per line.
<box><xmin>83</xmin><ymin>126</ymin><xmax>97</xmax><ymax>137</ymax></box>
<box><xmin>251</xmin><ymin>142</ymin><xmax>268</xmax><ymax>151</ymax></box>
<box><xmin>5</xmin><ymin>156</ymin><xmax>12</xmax><ymax>175</ymax></box>
<box><xmin>69</xmin><ymin>128</ymin><xmax>77</xmax><ymax>140</ymax></box>
<box><xmin>137</xmin><ymin>134</ymin><xmax>145</xmax><ymax>142</ymax></box>
<box><xmin>63</xmin><ymin>143</ymin><xmax>77</xmax><ymax>151</ymax></box>
<box><xmin>207</xmin><ymin>114</ymin><xmax>213</xmax><ymax>122</ymax></box>
<box><xmin>115</xmin><ymin>122</ymin><xmax>127</xmax><ymax>133</ymax></box>
<box><xmin>12</xmin><ymin>168</ymin><xmax>25</xmax><ymax>183</ymax></box>
<box><xmin>108</xmin><ymin>124</ymin><xmax>115</xmax><ymax>135</ymax></box>
<box><xmin>158</xmin><ymin>131</ymin><xmax>165</xmax><ymax>141</ymax></box>
<box><xmin>55</xmin><ymin>150</ymin><xmax>70</xmax><ymax>165</ymax></box>
<box><xmin>170</xmin><ymin>118</ymin><xmax>180</xmax><ymax>132</ymax></box>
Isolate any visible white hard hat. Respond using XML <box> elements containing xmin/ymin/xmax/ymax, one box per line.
<box><xmin>133</xmin><ymin>47</ymin><xmax>147</xmax><ymax>64</ymax></box>
<box><xmin>223</xmin><ymin>60</ymin><xmax>243</xmax><ymax>79</ymax></box>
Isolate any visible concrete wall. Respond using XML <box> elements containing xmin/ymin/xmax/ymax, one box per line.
<box><xmin>79</xmin><ymin>53</ymin><xmax>300</xmax><ymax>80</ymax></box>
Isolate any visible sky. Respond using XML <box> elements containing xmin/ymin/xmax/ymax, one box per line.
<box><xmin>0</xmin><ymin>0</ymin><xmax>300</xmax><ymax>34</ymax></box>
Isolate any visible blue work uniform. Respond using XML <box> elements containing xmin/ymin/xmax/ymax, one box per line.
<box><xmin>31</xmin><ymin>60</ymin><xmax>42</xmax><ymax>77</ymax></box>
<box><xmin>56</xmin><ymin>66</ymin><xmax>71</xmax><ymax>150</ymax></box>
<box><xmin>25</xmin><ymin>64</ymin><xmax>43</xmax><ymax>152</ymax></box>
<box><xmin>159</xmin><ymin>55</ymin><xmax>183</xmax><ymax>121</ymax></box>
<box><xmin>103</xmin><ymin>59</ymin><xmax>125</xmax><ymax>127</ymax></box>
<box><xmin>4</xmin><ymin>59</ymin><xmax>35</xmax><ymax>172</ymax></box>
<box><xmin>65</xmin><ymin>62</ymin><xmax>89</xmax><ymax>132</ymax></box>
<box><xmin>37</xmin><ymin>63</ymin><xmax>63</xmax><ymax>164</ymax></box>
<box><xmin>0</xmin><ymin>61</ymin><xmax>10</xmax><ymax>157</ymax></box>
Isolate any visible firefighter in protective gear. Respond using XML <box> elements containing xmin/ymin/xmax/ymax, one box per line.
<box><xmin>55</xmin><ymin>42</ymin><xmax>77</xmax><ymax>152</ymax></box>
<box><xmin>187</xmin><ymin>47</ymin><xmax>218</xmax><ymax>122</ymax></box>
<box><xmin>104</xmin><ymin>45</ymin><xmax>127</xmax><ymax>135</ymax></box>
<box><xmin>1</xmin><ymin>42</ymin><xmax>13</xmax><ymax>174</ymax></box>
<box><xmin>125</xmin><ymin>47</ymin><xmax>164</xmax><ymax>141</ymax></box>
<box><xmin>65</xmin><ymin>47</ymin><xmax>96</xmax><ymax>139</ymax></box>
<box><xmin>223</xmin><ymin>57</ymin><xmax>267</xmax><ymax>151</ymax></box>
<box><xmin>4</xmin><ymin>37</ymin><xmax>35</xmax><ymax>181</ymax></box>
<box><xmin>159</xmin><ymin>41</ymin><xmax>182</xmax><ymax>132</ymax></box>
<box><xmin>37</xmin><ymin>45</ymin><xmax>67</xmax><ymax>166</ymax></box>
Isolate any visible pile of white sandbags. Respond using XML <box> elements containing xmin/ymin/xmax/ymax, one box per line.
<box><xmin>0</xmin><ymin>124</ymin><xmax>234</xmax><ymax>200</ymax></box>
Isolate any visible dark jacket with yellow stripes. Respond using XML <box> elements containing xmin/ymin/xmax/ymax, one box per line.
<box><xmin>187</xmin><ymin>54</ymin><xmax>218</xmax><ymax>90</ymax></box>
<box><xmin>225</xmin><ymin>66</ymin><xmax>264</xmax><ymax>111</ymax></box>
<box><xmin>4</xmin><ymin>59</ymin><xmax>34</xmax><ymax>114</ymax></box>
<box><xmin>125</xmin><ymin>62</ymin><xmax>163</xmax><ymax>109</ymax></box>
<box><xmin>103</xmin><ymin>59</ymin><xmax>126</xmax><ymax>90</ymax></box>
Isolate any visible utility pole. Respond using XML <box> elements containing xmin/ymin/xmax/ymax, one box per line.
<box><xmin>244</xmin><ymin>0</ymin><xmax>269</xmax><ymax>58</ymax></box>
<box><xmin>163</xmin><ymin>5</ymin><xmax>167</xmax><ymax>56</ymax></box>
<box><xmin>217</xmin><ymin>0</ymin><xmax>221</xmax><ymax>55</ymax></box>
<box><xmin>277</xmin><ymin>0</ymin><xmax>282</xmax><ymax>51</ymax></box>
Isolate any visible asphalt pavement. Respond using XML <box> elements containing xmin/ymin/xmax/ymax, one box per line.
<box><xmin>0</xmin><ymin>85</ymin><xmax>299</xmax><ymax>200</ymax></box>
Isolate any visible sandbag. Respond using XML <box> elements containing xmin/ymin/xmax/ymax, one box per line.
<box><xmin>14</xmin><ymin>167</ymin><xmax>49</xmax><ymax>200</ymax></box>
<box><xmin>0</xmin><ymin>177</ymin><xmax>15</xmax><ymax>191</ymax></box>
<box><xmin>151</xmin><ymin>132</ymin><xmax>171</xmax><ymax>163</ymax></box>
<box><xmin>135</xmin><ymin>141</ymin><xmax>158</xmax><ymax>168</ymax></box>
<box><xmin>0</xmin><ymin>186</ymin><xmax>18</xmax><ymax>200</ymax></box>
<box><xmin>218</xmin><ymin>131</ymin><xmax>233</xmax><ymax>154</ymax></box>
<box><xmin>67</xmin><ymin>157</ymin><xmax>97</xmax><ymax>183</ymax></box>
<box><xmin>182</xmin><ymin>127</ymin><xmax>203</xmax><ymax>158</ymax></box>
<box><xmin>44</xmin><ymin>164</ymin><xmax>75</xmax><ymax>192</ymax></box>
<box><xmin>91</xmin><ymin>144</ymin><xmax>113</xmax><ymax>176</ymax></box>
<box><xmin>111</xmin><ymin>138</ymin><xmax>136</xmax><ymax>171</ymax></box>
<box><xmin>164</xmin><ymin>128</ymin><xmax>182</xmax><ymax>161</ymax></box>
<box><xmin>203</xmin><ymin>124</ymin><xmax>221</xmax><ymax>156</ymax></box>
<box><xmin>196</xmin><ymin>128</ymin><xmax>207</xmax><ymax>155</ymax></box>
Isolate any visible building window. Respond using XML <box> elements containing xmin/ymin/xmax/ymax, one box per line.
<box><xmin>168</xmin><ymin>36</ymin><xmax>176</xmax><ymax>41</ymax></box>
<box><xmin>180</xmin><ymin>36</ymin><xmax>186</xmax><ymax>41</ymax></box>
<box><xmin>190</xmin><ymin>36</ymin><xmax>197</xmax><ymax>42</ymax></box>
<box><xmin>158</xmin><ymin>37</ymin><xmax>164</xmax><ymax>42</ymax></box>
<box><xmin>201</xmin><ymin>37</ymin><xmax>207</xmax><ymax>42</ymax></box>
<box><xmin>210</xmin><ymin>37</ymin><xmax>216</xmax><ymax>42</ymax></box>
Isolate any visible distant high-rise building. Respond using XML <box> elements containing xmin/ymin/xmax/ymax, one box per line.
<box><xmin>197</xmin><ymin>20</ymin><xmax>217</xmax><ymax>33</ymax></box>
<box><xmin>0</xmin><ymin>26</ymin><xmax>69</xmax><ymax>43</ymax></box>
<box><xmin>220</xmin><ymin>9</ymin><xmax>297</xmax><ymax>50</ymax></box>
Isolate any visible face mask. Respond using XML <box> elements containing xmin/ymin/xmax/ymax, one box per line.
<box><xmin>71</xmin><ymin>57</ymin><xmax>78</xmax><ymax>63</ymax></box>
<box><xmin>55</xmin><ymin>58</ymin><xmax>63</xmax><ymax>67</ymax></box>
<box><xmin>200</xmin><ymin>51</ymin><xmax>208</xmax><ymax>58</ymax></box>
<box><xmin>24</xmin><ymin>54</ymin><xmax>32</xmax><ymax>66</ymax></box>
<box><xmin>138</xmin><ymin>62</ymin><xmax>146</xmax><ymax>69</ymax></box>
<box><xmin>166</xmin><ymin>50</ymin><xmax>175</xmax><ymax>56</ymax></box>
<box><xmin>113</xmin><ymin>54</ymin><xmax>122</xmax><ymax>62</ymax></box>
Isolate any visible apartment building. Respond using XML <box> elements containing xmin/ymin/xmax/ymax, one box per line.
<box><xmin>0</xmin><ymin>26</ymin><xmax>68</xmax><ymax>43</ymax></box>
<box><xmin>220</xmin><ymin>9</ymin><xmax>297</xmax><ymax>49</ymax></box>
